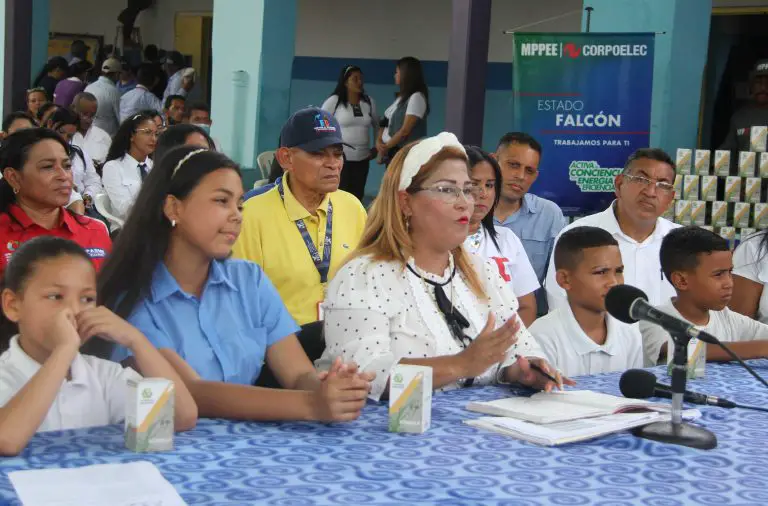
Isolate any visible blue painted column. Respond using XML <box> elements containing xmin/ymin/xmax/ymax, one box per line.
<box><xmin>583</xmin><ymin>0</ymin><xmax>712</xmax><ymax>153</ymax></box>
<box><xmin>29</xmin><ymin>0</ymin><xmax>49</xmax><ymax>85</ymax></box>
<box><xmin>210</xmin><ymin>0</ymin><xmax>296</xmax><ymax>168</ymax></box>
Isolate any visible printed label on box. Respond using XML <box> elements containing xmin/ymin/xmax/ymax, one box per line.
<box><xmin>711</xmin><ymin>201</ymin><xmax>728</xmax><ymax>227</ymax></box>
<box><xmin>701</xmin><ymin>175</ymin><xmax>717</xmax><ymax>202</ymax></box>
<box><xmin>675</xmin><ymin>200</ymin><xmax>692</xmax><ymax>225</ymax></box>
<box><xmin>751</xmin><ymin>126</ymin><xmax>768</xmax><ymax>152</ymax></box>
<box><xmin>739</xmin><ymin>152</ymin><xmax>756</xmax><ymax>177</ymax></box>
<box><xmin>725</xmin><ymin>177</ymin><xmax>742</xmax><ymax>202</ymax></box>
<box><xmin>389</xmin><ymin>365</ymin><xmax>432</xmax><ymax>434</ymax></box>
<box><xmin>667</xmin><ymin>336</ymin><xmax>706</xmax><ymax>378</ymax></box>
<box><xmin>714</xmin><ymin>150</ymin><xmax>731</xmax><ymax>176</ymax></box>
<box><xmin>734</xmin><ymin>202</ymin><xmax>751</xmax><ymax>228</ymax></box>
<box><xmin>125</xmin><ymin>378</ymin><xmax>175</xmax><ymax>453</ymax></box>
<box><xmin>676</xmin><ymin>148</ymin><xmax>692</xmax><ymax>174</ymax></box>
<box><xmin>746</xmin><ymin>177</ymin><xmax>761</xmax><ymax>203</ymax></box>
<box><xmin>695</xmin><ymin>150</ymin><xmax>711</xmax><ymax>175</ymax></box>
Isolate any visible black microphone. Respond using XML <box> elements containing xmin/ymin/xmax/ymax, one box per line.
<box><xmin>605</xmin><ymin>285</ymin><xmax>717</xmax><ymax>344</ymax></box>
<box><xmin>619</xmin><ymin>369</ymin><xmax>736</xmax><ymax>408</ymax></box>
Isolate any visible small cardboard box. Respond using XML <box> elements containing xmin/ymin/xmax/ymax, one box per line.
<box><xmin>740</xmin><ymin>228</ymin><xmax>757</xmax><ymax>242</ymax></box>
<box><xmin>751</xmin><ymin>126</ymin><xmax>768</xmax><ymax>152</ymax></box>
<box><xmin>673</xmin><ymin>174</ymin><xmax>683</xmax><ymax>196</ymax></box>
<box><xmin>701</xmin><ymin>175</ymin><xmax>718</xmax><ymax>202</ymax></box>
<box><xmin>760</xmin><ymin>152</ymin><xmax>768</xmax><ymax>178</ymax></box>
<box><xmin>694</xmin><ymin>149</ymin><xmax>711</xmax><ymax>175</ymax></box>
<box><xmin>734</xmin><ymin>202</ymin><xmax>751</xmax><ymax>229</ymax></box>
<box><xmin>745</xmin><ymin>177</ymin><xmax>762</xmax><ymax>203</ymax></box>
<box><xmin>714</xmin><ymin>150</ymin><xmax>731</xmax><ymax>176</ymax></box>
<box><xmin>711</xmin><ymin>201</ymin><xmax>728</xmax><ymax>227</ymax></box>
<box><xmin>675</xmin><ymin>200</ymin><xmax>692</xmax><ymax>225</ymax></box>
<box><xmin>701</xmin><ymin>225</ymin><xmax>714</xmax><ymax>232</ymax></box>
<box><xmin>755</xmin><ymin>203</ymin><xmax>768</xmax><ymax>229</ymax></box>
<box><xmin>683</xmin><ymin>175</ymin><xmax>700</xmax><ymax>201</ymax></box>
<box><xmin>725</xmin><ymin>176</ymin><xmax>742</xmax><ymax>202</ymax></box>
<box><xmin>691</xmin><ymin>201</ymin><xmax>706</xmax><ymax>226</ymax></box>
<box><xmin>389</xmin><ymin>365</ymin><xmax>432</xmax><ymax>434</ymax></box>
<box><xmin>739</xmin><ymin>151</ymin><xmax>756</xmax><ymax>177</ymax></box>
<box><xmin>720</xmin><ymin>226</ymin><xmax>737</xmax><ymax>247</ymax></box>
<box><xmin>125</xmin><ymin>378</ymin><xmax>175</xmax><ymax>453</ymax></box>
<box><xmin>676</xmin><ymin>148</ymin><xmax>692</xmax><ymax>175</ymax></box>
<box><xmin>667</xmin><ymin>337</ymin><xmax>706</xmax><ymax>379</ymax></box>
<box><xmin>661</xmin><ymin>203</ymin><xmax>675</xmax><ymax>221</ymax></box>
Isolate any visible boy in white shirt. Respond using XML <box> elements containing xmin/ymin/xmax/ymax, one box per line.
<box><xmin>642</xmin><ymin>226</ymin><xmax>768</xmax><ymax>365</ymax></box>
<box><xmin>530</xmin><ymin>226</ymin><xmax>643</xmax><ymax>377</ymax></box>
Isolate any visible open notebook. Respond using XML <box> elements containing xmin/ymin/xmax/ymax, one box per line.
<box><xmin>466</xmin><ymin>390</ymin><xmax>676</xmax><ymax>424</ymax></box>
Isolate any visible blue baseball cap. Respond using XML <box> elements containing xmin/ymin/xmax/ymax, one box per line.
<box><xmin>280</xmin><ymin>107</ymin><xmax>350</xmax><ymax>152</ymax></box>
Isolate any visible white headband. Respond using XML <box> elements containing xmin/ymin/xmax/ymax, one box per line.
<box><xmin>172</xmin><ymin>149</ymin><xmax>207</xmax><ymax>176</ymax></box>
<box><xmin>398</xmin><ymin>132</ymin><xmax>466</xmax><ymax>191</ymax></box>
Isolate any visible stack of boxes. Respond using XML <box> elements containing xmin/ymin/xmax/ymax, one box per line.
<box><xmin>670</xmin><ymin>127</ymin><xmax>768</xmax><ymax>248</ymax></box>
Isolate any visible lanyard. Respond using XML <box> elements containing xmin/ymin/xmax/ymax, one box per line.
<box><xmin>278</xmin><ymin>179</ymin><xmax>333</xmax><ymax>283</ymax></box>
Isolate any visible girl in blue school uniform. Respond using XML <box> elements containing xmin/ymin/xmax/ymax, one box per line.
<box><xmin>98</xmin><ymin>146</ymin><xmax>373</xmax><ymax>422</ymax></box>
<box><xmin>0</xmin><ymin>237</ymin><xmax>197</xmax><ymax>456</ymax></box>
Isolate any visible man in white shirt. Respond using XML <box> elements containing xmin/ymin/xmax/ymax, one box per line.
<box><xmin>119</xmin><ymin>64</ymin><xmax>163</xmax><ymax>123</ymax></box>
<box><xmin>546</xmin><ymin>148</ymin><xmax>679</xmax><ymax>311</ymax></box>
<box><xmin>531</xmin><ymin>226</ymin><xmax>643</xmax><ymax>377</ymax></box>
<box><xmin>162</xmin><ymin>51</ymin><xmax>194</xmax><ymax>103</ymax></box>
<box><xmin>71</xmin><ymin>92</ymin><xmax>112</xmax><ymax>166</ymax></box>
<box><xmin>84</xmin><ymin>58</ymin><xmax>122</xmax><ymax>136</ymax></box>
<box><xmin>641</xmin><ymin>226</ymin><xmax>768</xmax><ymax>366</ymax></box>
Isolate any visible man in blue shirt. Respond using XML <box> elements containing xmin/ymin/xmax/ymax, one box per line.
<box><xmin>493</xmin><ymin>132</ymin><xmax>567</xmax><ymax>315</ymax></box>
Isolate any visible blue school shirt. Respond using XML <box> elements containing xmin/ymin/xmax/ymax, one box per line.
<box><xmin>111</xmin><ymin>259</ymin><xmax>299</xmax><ymax>384</ymax></box>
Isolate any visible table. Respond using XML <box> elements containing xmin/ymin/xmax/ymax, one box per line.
<box><xmin>1</xmin><ymin>361</ymin><xmax>767</xmax><ymax>505</ymax></box>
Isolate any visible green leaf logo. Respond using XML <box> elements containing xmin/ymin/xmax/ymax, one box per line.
<box><xmin>142</xmin><ymin>388</ymin><xmax>152</xmax><ymax>399</ymax></box>
<box><xmin>394</xmin><ymin>373</ymin><xmax>403</xmax><ymax>383</ymax></box>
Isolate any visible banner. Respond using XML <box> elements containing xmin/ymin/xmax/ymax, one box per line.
<box><xmin>512</xmin><ymin>33</ymin><xmax>655</xmax><ymax>216</ymax></box>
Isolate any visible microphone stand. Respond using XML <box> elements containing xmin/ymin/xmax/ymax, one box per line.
<box><xmin>633</xmin><ymin>330</ymin><xmax>717</xmax><ymax>450</ymax></box>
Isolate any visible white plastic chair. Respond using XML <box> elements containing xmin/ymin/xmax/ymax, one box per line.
<box><xmin>256</xmin><ymin>150</ymin><xmax>276</xmax><ymax>179</ymax></box>
<box><xmin>253</xmin><ymin>179</ymin><xmax>269</xmax><ymax>189</ymax></box>
<box><xmin>94</xmin><ymin>193</ymin><xmax>124</xmax><ymax>232</ymax></box>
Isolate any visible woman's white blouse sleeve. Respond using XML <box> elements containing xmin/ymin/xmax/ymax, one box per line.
<box><xmin>733</xmin><ymin>235</ymin><xmax>763</xmax><ymax>283</ymax></box>
<box><xmin>323</xmin><ymin>257</ymin><xmax>403</xmax><ymax>399</ymax></box>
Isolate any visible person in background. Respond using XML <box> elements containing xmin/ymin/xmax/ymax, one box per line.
<box><xmin>162</xmin><ymin>51</ymin><xmax>193</xmax><ymax>102</ymax></box>
<box><xmin>0</xmin><ymin>237</ymin><xmax>197</xmax><ymax>456</ymax></box>
<box><xmin>730</xmin><ymin>231</ymin><xmax>768</xmax><ymax>324</ymax></box>
<box><xmin>53</xmin><ymin>61</ymin><xmax>92</xmax><ymax>108</ymax></box>
<box><xmin>119</xmin><ymin>63</ymin><xmax>162</xmax><ymax>122</ymax></box>
<box><xmin>71</xmin><ymin>92</ymin><xmax>112</xmax><ymax>167</ymax></box>
<box><xmin>642</xmin><ymin>226</ymin><xmax>768</xmax><ymax>366</ymax></box>
<box><xmin>463</xmin><ymin>146</ymin><xmax>539</xmax><ymax>326</ymax></box>
<box><xmin>321</xmin><ymin>65</ymin><xmax>378</xmax><ymax>201</ymax></box>
<box><xmin>146</xmin><ymin>110</ymin><xmax>167</xmax><ymax>136</ymax></box>
<box><xmin>184</xmin><ymin>103</ymin><xmax>212</xmax><ymax>133</ymax></box>
<box><xmin>0</xmin><ymin>129</ymin><xmax>111</xmax><ymax>275</ymax></box>
<box><xmin>154</xmin><ymin>124</ymin><xmax>214</xmax><ymax>164</ymax></box>
<box><xmin>530</xmin><ymin>226</ymin><xmax>642</xmax><ymax>378</ymax></box>
<box><xmin>83</xmin><ymin>58</ymin><xmax>122</xmax><ymax>136</ymax></box>
<box><xmin>319</xmin><ymin>132</ymin><xmax>569</xmax><ymax>400</ymax></box>
<box><xmin>233</xmin><ymin>107</ymin><xmax>367</xmax><ymax>326</ymax></box>
<box><xmin>546</xmin><ymin>148</ymin><xmax>679</xmax><ymax>312</ymax></box>
<box><xmin>117</xmin><ymin>60</ymin><xmax>137</xmax><ymax>96</ymax></box>
<box><xmin>1</xmin><ymin>112</ymin><xmax>37</xmax><ymax>140</ymax></box>
<box><xmin>101</xmin><ymin>111</ymin><xmax>158</xmax><ymax>222</ymax></box>
<box><xmin>32</xmin><ymin>57</ymin><xmax>69</xmax><ymax>102</ymax></box>
<box><xmin>25</xmin><ymin>88</ymin><xmax>48</xmax><ymax>120</ymax></box>
<box><xmin>163</xmin><ymin>95</ymin><xmax>186</xmax><ymax>127</ymax></box>
<box><xmin>377</xmin><ymin>57</ymin><xmax>429</xmax><ymax>164</ymax></box>
<box><xmin>37</xmin><ymin>103</ymin><xmax>60</xmax><ymax>128</ymax></box>
<box><xmin>493</xmin><ymin>133</ymin><xmax>567</xmax><ymax>316</ymax></box>
<box><xmin>67</xmin><ymin>40</ymin><xmax>89</xmax><ymax>65</ymax></box>
<box><xmin>99</xmin><ymin>146</ymin><xmax>373</xmax><ymax>423</ymax></box>
<box><xmin>721</xmin><ymin>59</ymin><xmax>768</xmax><ymax>152</ymax></box>
<box><xmin>46</xmin><ymin>109</ymin><xmax>103</xmax><ymax>215</ymax></box>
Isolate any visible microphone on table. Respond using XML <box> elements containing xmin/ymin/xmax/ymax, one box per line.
<box><xmin>605</xmin><ymin>284</ymin><xmax>768</xmax><ymax>390</ymax></box>
<box><xmin>620</xmin><ymin>369</ymin><xmax>768</xmax><ymax>413</ymax></box>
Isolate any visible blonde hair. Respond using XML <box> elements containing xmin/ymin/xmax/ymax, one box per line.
<box><xmin>349</xmin><ymin>140</ymin><xmax>487</xmax><ymax>298</ymax></box>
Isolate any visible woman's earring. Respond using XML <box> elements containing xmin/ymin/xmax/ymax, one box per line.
<box><xmin>405</xmin><ymin>216</ymin><xmax>411</xmax><ymax>232</ymax></box>
<box><xmin>170</xmin><ymin>219</ymin><xmax>176</xmax><ymax>228</ymax></box>
<box><xmin>12</xmin><ymin>187</ymin><xmax>19</xmax><ymax>195</ymax></box>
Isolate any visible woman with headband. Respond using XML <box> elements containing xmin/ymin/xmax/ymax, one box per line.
<box><xmin>319</xmin><ymin>133</ymin><xmax>573</xmax><ymax>400</ymax></box>
<box><xmin>321</xmin><ymin>65</ymin><xmax>378</xmax><ymax>201</ymax></box>
<box><xmin>99</xmin><ymin>146</ymin><xmax>374</xmax><ymax>423</ymax></box>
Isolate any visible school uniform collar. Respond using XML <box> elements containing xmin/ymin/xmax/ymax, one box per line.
<box><xmin>281</xmin><ymin>173</ymin><xmax>331</xmax><ymax>222</ymax></box>
<box><xmin>123</xmin><ymin>153</ymin><xmax>150</xmax><ymax>168</ymax></box>
<box><xmin>150</xmin><ymin>260</ymin><xmax>238</xmax><ymax>303</ymax></box>
<box><xmin>6</xmin><ymin>335</ymin><xmax>89</xmax><ymax>385</ymax></box>
<box><xmin>8</xmin><ymin>204</ymin><xmax>77</xmax><ymax>233</ymax></box>
<box><xmin>562</xmin><ymin>305</ymin><xmax>620</xmax><ymax>357</ymax></box>
<box><xmin>600</xmin><ymin>201</ymin><xmax>668</xmax><ymax>244</ymax></box>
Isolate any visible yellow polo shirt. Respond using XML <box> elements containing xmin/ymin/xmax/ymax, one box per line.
<box><xmin>233</xmin><ymin>175</ymin><xmax>367</xmax><ymax>325</ymax></box>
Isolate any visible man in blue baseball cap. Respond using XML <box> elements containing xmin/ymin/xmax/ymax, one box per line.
<box><xmin>233</xmin><ymin>107</ymin><xmax>368</xmax><ymax>327</ymax></box>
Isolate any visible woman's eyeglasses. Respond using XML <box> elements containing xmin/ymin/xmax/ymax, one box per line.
<box><xmin>411</xmin><ymin>185</ymin><xmax>476</xmax><ymax>204</ymax></box>
<box><xmin>136</xmin><ymin>128</ymin><xmax>160</xmax><ymax>138</ymax></box>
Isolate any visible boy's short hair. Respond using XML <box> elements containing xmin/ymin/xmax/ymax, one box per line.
<box><xmin>660</xmin><ymin>226</ymin><xmax>730</xmax><ymax>281</ymax></box>
<box><xmin>554</xmin><ymin>226</ymin><xmax>619</xmax><ymax>270</ymax></box>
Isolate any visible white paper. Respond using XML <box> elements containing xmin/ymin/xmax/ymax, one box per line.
<box><xmin>9</xmin><ymin>461</ymin><xmax>186</xmax><ymax>506</ymax></box>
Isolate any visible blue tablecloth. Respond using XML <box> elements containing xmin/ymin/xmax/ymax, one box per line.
<box><xmin>1</xmin><ymin>361</ymin><xmax>768</xmax><ymax>505</ymax></box>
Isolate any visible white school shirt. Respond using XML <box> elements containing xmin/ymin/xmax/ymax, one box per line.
<box><xmin>73</xmin><ymin>125</ymin><xmax>112</xmax><ymax>165</ymax></box>
<box><xmin>318</xmin><ymin>253</ymin><xmax>546</xmax><ymax>400</ymax></box>
<box><xmin>381</xmin><ymin>92</ymin><xmax>427</xmax><ymax>144</ymax></box>
<box><xmin>69</xmin><ymin>144</ymin><xmax>104</xmax><ymax>199</ymax></box>
<box><xmin>530</xmin><ymin>305</ymin><xmax>643</xmax><ymax>377</ymax></box>
<box><xmin>321</xmin><ymin>95</ymin><xmax>379</xmax><ymax>161</ymax></box>
<box><xmin>463</xmin><ymin>227</ymin><xmax>540</xmax><ymax>298</ymax></box>
<box><xmin>732</xmin><ymin>232</ymin><xmax>768</xmax><ymax>324</ymax></box>
<box><xmin>545</xmin><ymin>201</ymin><xmax>679</xmax><ymax>311</ymax></box>
<box><xmin>101</xmin><ymin>154</ymin><xmax>153</xmax><ymax>221</ymax></box>
<box><xmin>640</xmin><ymin>298</ymin><xmax>768</xmax><ymax>366</ymax></box>
<box><xmin>0</xmin><ymin>336</ymin><xmax>141</xmax><ymax>432</ymax></box>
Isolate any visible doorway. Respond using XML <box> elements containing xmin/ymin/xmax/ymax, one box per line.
<box><xmin>174</xmin><ymin>12</ymin><xmax>213</xmax><ymax>104</ymax></box>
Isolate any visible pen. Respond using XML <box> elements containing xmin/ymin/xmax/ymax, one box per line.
<box><xmin>515</xmin><ymin>355</ymin><xmax>562</xmax><ymax>387</ymax></box>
